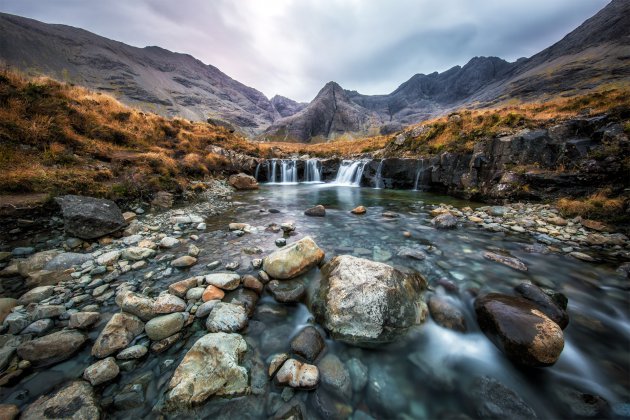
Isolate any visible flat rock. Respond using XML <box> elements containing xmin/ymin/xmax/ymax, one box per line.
<box><xmin>205</xmin><ymin>273</ymin><xmax>241</xmax><ymax>291</ymax></box>
<box><xmin>17</xmin><ymin>330</ymin><xmax>87</xmax><ymax>366</ymax></box>
<box><xmin>483</xmin><ymin>252</ymin><xmax>528</xmax><ymax>271</ymax></box>
<box><xmin>92</xmin><ymin>312</ymin><xmax>145</xmax><ymax>358</ymax></box>
<box><xmin>83</xmin><ymin>357</ymin><xmax>119</xmax><ymax>386</ymax></box>
<box><xmin>44</xmin><ymin>253</ymin><xmax>92</xmax><ymax>271</ymax></box>
<box><xmin>21</xmin><ymin>380</ymin><xmax>100</xmax><ymax>420</ymax></box>
<box><xmin>262</xmin><ymin>236</ymin><xmax>325</xmax><ymax>280</ymax></box>
<box><xmin>205</xmin><ymin>302</ymin><xmax>248</xmax><ymax>333</ymax></box>
<box><xmin>153</xmin><ymin>293</ymin><xmax>186</xmax><ymax>314</ymax></box>
<box><xmin>145</xmin><ymin>313</ymin><xmax>187</xmax><ymax>341</ymax></box>
<box><xmin>116</xmin><ymin>344</ymin><xmax>148</xmax><ymax>360</ymax></box>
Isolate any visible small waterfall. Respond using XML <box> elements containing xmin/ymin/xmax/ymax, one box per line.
<box><xmin>254</xmin><ymin>163</ymin><xmax>261</xmax><ymax>181</ymax></box>
<box><xmin>413</xmin><ymin>159</ymin><xmax>428</xmax><ymax>191</ymax></box>
<box><xmin>374</xmin><ymin>160</ymin><xmax>384</xmax><ymax>189</ymax></box>
<box><xmin>280</xmin><ymin>159</ymin><xmax>298</xmax><ymax>184</ymax></box>
<box><xmin>332</xmin><ymin>160</ymin><xmax>368</xmax><ymax>187</ymax></box>
<box><xmin>305</xmin><ymin>159</ymin><xmax>322</xmax><ymax>183</ymax></box>
<box><xmin>270</xmin><ymin>160</ymin><xmax>278</xmax><ymax>183</ymax></box>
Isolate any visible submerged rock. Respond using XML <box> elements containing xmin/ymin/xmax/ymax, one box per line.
<box><xmin>471</xmin><ymin>376</ymin><xmax>538</xmax><ymax>419</ymax></box>
<box><xmin>55</xmin><ymin>195</ymin><xmax>126</xmax><ymax>240</ymax></box>
<box><xmin>290</xmin><ymin>326</ymin><xmax>325</xmax><ymax>362</ymax></box>
<box><xmin>318</xmin><ymin>354</ymin><xmax>352</xmax><ymax>401</ymax></box>
<box><xmin>483</xmin><ymin>252</ymin><xmax>528</xmax><ymax>271</ymax></box>
<box><xmin>166</xmin><ymin>332</ymin><xmax>249</xmax><ymax>407</ymax></box>
<box><xmin>17</xmin><ymin>330</ymin><xmax>86</xmax><ymax>366</ymax></box>
<box><xmin>268</xmin><ymin>279</ymin><xmax>306</xmax><ymax>303</ymax></box>
<box><xmin>305</xmin><ymin>205</ymin><xmax>326</xmax><ymax>217</ymax></box>
<box><xmin>262</xmin><ymin>236</ymin><xmax>325</xmax><ymax>280</ymax></box>
<box><xmin>475</xmin><ymin>293</ymin><xmax>564</xmax><ymax>367</ymax></box>
<box><xmin>431</xmin><ymin>213</ymin><xmax>458</xmax><ymax>229</ymax></box>
<box><xmin>312</xmin><ymin>255</ymin><xmax>427</xmax><ymax>346</ymax></box>
<box><xmin>428</xmin><ymin>295</ymin><xmax>467</xmax><ymax>332</ymax></box>
<box><xmin>514</xmin><ymin>283</ymin><xmax>569</xmax><ymax>329</ymax></box>
<box><xmin>351</xmin><ymin>206</ymin><xmax>366</xmax><ymax>215</ymax></box>
<box><xmin>21</xmin><ymin>380</ymin><xmax>100</xmax><ymax>420</ymax></box>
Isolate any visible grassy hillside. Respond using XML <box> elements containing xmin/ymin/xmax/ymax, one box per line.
<box><xmin>0</xmin><ymin>70</ymin><xmax>262</xmax><ymax>201</ymax></box>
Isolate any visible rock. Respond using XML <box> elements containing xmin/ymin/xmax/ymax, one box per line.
<box><xmin>366</xmin><ymin>365</ymin><xmax>407</xmax><ymax>417</ymax></box>
<box><xmin>488</xmin><ymin>206</ymin><xmax>508</xmax><ymax>217</ymax></box>
<box><xmin>83</xmin><ymin>357</ymin><xmax>119</xmax><ymax>386</ymax></box>
<box><xmin>11</xmin><ymin>247</ymin><xmax>34</xmax><ymax>256</ymax></box>
<box><xmin>186</xmin><ymin>287</ymin><xmax>205</xmax><ymax>301</ymax></box>
<box><xmin>31</xmin><ymin>304</ymin><xmax>65</xmax><ymax>320</ymax></box>
<box><xmin>242</xmin><ymin>275</ymin><xmax>264</xmax><ymax>294</ymax></box>
<box><xmin>318</xmin><ymin>354</ymin><xmax>352</xmax><ymax>400</ymax></box>
<box><xmin>21</xmin><ymin>380</ymin><xmax>100</xmax><ymax>420</ymax></box>
<box><xmin>18</xmin><ymin>286</ymin><xmax>55</xmax><ymax>305</ymax></box>
<box><xmin>0</xmin><ymin>404</ymin><xmax>19</xmax><ymax>420</ymax></box>
<box><xmin>160</xmin><ymin>237</ymin><xmax>180</xmax><ymax>248</ymax></box>
<box><xmin>275</xmin><ymin>238</ymin><xmax>286</xmax><ymax>247</ymax></box>
<box><xmin>121</xmin><ymin>247</ymin><xmax>155</xmax><ymax>261</ymax></box>
<box><xmin>96</xmin><ymin>250</ymin><xmax>121</xmax><ymax>266</ymax></box>
<box><xmin>268</xmin><ymin>353</ymin><xmax>289</xmax><ymax>377</ymax></box>
<box><xmin>428</xmin><ymin>295</ymin><xmax>467</xmax><ymax>332</ymax></box>
<box><xmin>312</xmin><ymin>255</ymin><xmax>427</xmax><ymax>346</ymax></box>
<box><xmin>483</xmin><ymin>252</ymin><xmax>528</xmax><ymax>271</ymax></box>
<box><xmin>206</xmin><ymin>302</ymin><xmax>248</xmax><ymax>333</ymax></box>
<box><xmin>570</xmin><ymin>251</ymin><xmax>595</xmax><ymax>262</ymax></box>
<box><xmin>168</xmin><ymin>277</ymin><xmax>199</xmax><ymax>298</ymax></box>
<box><xmin>207</xmin><ymin>260</ymin><xmax>221</xmax><ymax>270</ymax></box>
<box><xmin>92</xmin><ymin>312</ymin><xmax>145</xmax><ymax>358</ymax></box>
<box><xmin>514</xmin><ymin>283</ymin><xmax>569</xmax><ymax>329</ymax></box>
<box><xmin>166</xmin><ymin>332</ymin><xmax>248</xmax><ymax>407</ymax></box>
<box><xmin>69</xmin><ymin>312</ymin><xmax>101</xmax><ymax>329</ymax></box>
<box><xmin>547</xmin><ymin>216</ymin><xmax>567</xmax><ymax>226</ymax></box>
<box><xmin>195</xmin><ymin>300</ymin><xmax>220</xmax><ymax>318</ymax></box>
<box><xmin>229</xmin><ymin>222</ymin><xmax>251</xmax><ymax>231</ymax></box>
<box><xmin>268</xmin><ymin>279</ymin><xmax>306</xmax><ymax>303</ymax></box>
<box><xmin>202</xmin><ymin>284</ymin><xmax>225</xmax><ymax>302</ymax></box>
<box><xmin>44</xmin><ymin>252</ymin><xmax>92</xmax><ymax>271</ymax></box>
<box><xmin>0</xmin><ymin>298</ymin><xmax>17</xmax><ymax>323</ymax></box>
<box><xmin>122</xmin><ymin>211</ymin><xmax>136</xmax><ymax>223</ymax></box>
<box><xmin>225</xmin><ymin>261</ymin><xmax>239</xmax><ymax>271</ymax></box>
<box><xmin>475</xmin><ymin>293</ymin><xmax>564</xmax><ymax>367</ymax></box>
<box><xmin>153</xmin><ymin>293</ymin><xmax>186</xmax><ymax>314</ymax></box>
<box><xmin>17</xmin><ymin>330</ymin><xmax>86</xmax><ymax>366</ymax></box>
<box><xmin>397</xmin><ymin>247</ymin><xmax>427</xmax><ymax>260</ymax></box>
<box><xmin>205</xmin><ymin>273</ymin><xmax>241</xmax><ymax>291</ymax></box>
<box><xmin>145</xmin><ymin>313</ymin><xmax>186</xmax><ymax>341</ymax></box>
<box><xmin>151</xmin><ymin>191</ymin><xmax>174</xmax><ymax>209</ymax></box>
<box><xmin>5</xmin><ymin>312</ymin><xmax>30</xmax><ymax>334</ymax></box>
<box><xmin>304</xmin><ymin>205</ymin><xmax>326</xmax><ymax>217</ymax></box>
<box><xmin>262</xmin><ymin>236</ymin><xmax>325</xmax><ymax>280</ymax></box>
<box><xmin>280</xmin><ymin>222</ymin><xmax>296</xmax><ymax>233</ymax></box>
<box><xmin>351</xmin><ymin>206</ymin><xmax>366</xmax><ymax>215</ymax></box>
<box><xmin>290</xmin><ymin>326</ymin><xmax>325</xmax><ymax>362</ymax></box>
<box><xmin>118</xmin><ymin>291</ymin><xmax>156</xmax><ymax>321</ymax></box>
<box><xmin>151</xmin><ymin>333</ymin><xmax>181</xmax><ymax>353</ymax></box>
<box><xmin>580</xmin><ymin>219</ymin><xmax>610</xmax><ymax>232</ymax></box>
<box><xmin>275</xmin><ymin>359</ymin><xmax>319</xmax><ymax>389</ymax></box>
<box><xmin>223</xmin><ymin>288</ymin><xmax>259</xmax><ymax>317</ymax></box>
<box><xmin>229</xmin><ymin>173</ymin><xmax>259</xmax><ymax>190</ymax></box>
<box><xmin>553</xmin><ymin>385</ymin><xmax>610</xmax><ymax>418</ymax></box>
<box><xmin>346</xmin><ymin>358</ymin><xmax>368</xmax><ymax>393</ymax></box>
<box><xmin>431</xmin><ymin>213</ymin><xmax>458</xmax><ymax>229</ymax></box>
<box><xmin>55</xmin><ymin>195</ymin><xmax>126</xmax><ymax>239</ymax></box>
<box><xmin>25</xmin><ymin>269</ymin><xmax>70</xmax><ymax>288</ymax></box>
<box><xmin>312</xmin><ymin>388</ymin><xmax>353</xmax><ymax>419</ymax></box>
<box><xmin>171</xmin><ymin>256</ymin><xmax>197</xmax><ymax>268</ymax></box>
<box><xmin>116</xmin><ymin>344</ymin><xmax>148</xmax><ymax>360</ymax></box>
<box><xmin>18</xmin><ymin>250</ymin><xmax>60</xmax><ymax>277</ymax></box>
<box><xmin>471</xmin><ymin>376</ymin><xmax>538</xmax><ymax>419</ymax></box>
<box><xmin>21</xmin><ymin>319</ymin><xmax>54</xmax><ymax>336</ymax></box>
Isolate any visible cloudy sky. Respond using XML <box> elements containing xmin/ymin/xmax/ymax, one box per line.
<box><xmin>0</xmin><ymin>0</ymin><xmax>608</xmax><ymax>102</ymax></box>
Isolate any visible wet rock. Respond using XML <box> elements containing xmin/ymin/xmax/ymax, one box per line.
<box><xmin>160</xmin><ymin>237</ymin><xmax>180</xmax><ymax>248</ymax></box>
<box><xmin>313</xmin><ymin>255</ymin><xmax>427</xmax><ymax>346</ymax></box>
<box><xmin>570</xmin><ymin>251</ymin><xmax>595</xmax><ymax>262</ymax></box>
<box><xmin>150</xmin><ymin>332</ymin><xmax>181</xmax><ymax>353</ymax></box>
<box><xmin>166</xmin><ymin>332</ymin><xmax>249</xmax><ymax>407</ymax></box>
<box><xmin>56</xmin><ymin>195</ymin><xmax>126</xmax><ymax>240</ymax></box>
<box><xmin>471</xmin><ymin>376</ymin><xmax>538</xmax><ymax>419</ymax></box>
<box><xmin>483</xmin><ymin>252</ymin><xmax>528</xmax><ymax>271</ymax></box>
<box><xmin>25</xmin><ymin>269</ymin><xmax>71</xmax><ymax>288</ymax></box>
<box><xmin>195</xmin><ymin>300</ymin><xmax>220</xmax><ymax>318</ymax></box>
<box><xmin>514</xmin><ymin>283</ymin><xmax>569</xmax><ymax>329</ymax></box>
<box><xmin>382</xmin><ymin>211</ymin><xmax>399</xmax><ymax>218</ymax></box>
<box><xmin>17</xmin><ymin>250</ymin><xmax>60</xmax><ymax>277</ymax></box>
<box><xmin>96</xmin><ymin>250</ymin><xmax>121</xmax><ymax>266</ymax></box>
<box><xmin>346</xmin><ymin>358</ymin><xmax>368</xmax><ymax>393</ymax></box>
<box><xmin>351</xmin><ymin>206</ymin><xmax>366</xmax><ymax>215</ymax></box>
<box><xmin>366</xmin><ymin>364</ymin><xmax>408</xmax><ymax>417</ymax></box>
<box><xmin>118</xmin><ymin>291</ymin><xmax>156</xmax><ymax>321</ymax></box>
<box><xmin>121</xmin><ymin>247</ymin><xmax>155</xmax><ymax>261</ymax></box>
<box><xmin>202</xmin><ymin>285</ymin><xmax>225</xmax><ymax>301</ymax></box>
<box><xmin>431</xmin><ymin>213</ymin><xmax>458</xmax><ymax>229</ymax></box>
<box><xmin>21</xmin><ymin>380</ymin><xmax>100</xmax><ymax>420</ymax></box>
<box><xmin>31</xmin><ymin>304</ymin><xmax>65</xmax><ymax>320</ymax></box>
<box><xmin>263</xmin><ymin>236</ymin><xmax>325</xmax><ymax>280</ymax></box>
<box><xmin>290</xmin><ymin>326</ymin><xmax>325</xmax><ymax>362</ymax></box>
<box><xmin>5</xmin><ymin>312</ymin><xmax>30</xmax><ymax>334</ymax></box>
<box><xmin>268</xmin><ymin>279</ymin><xmax>306</xmax><ymax>303</ymax></box>
<box><xmin>488</xmin><ymin>206</ymin><xmax>508</xmax><ymax>217</ymax></box>
<box><xmin>243</xmin><ymin>275</ymin><xmax>264</xmax><ymax>294</ymax></box>
<box><xmin>475</xmin><ymin>293</ymin><xmax>564</xmax><ymax>367</ymax></box>
<box><xmin>397</xmin><ymin>247</ymin><xmax>427</xmax><ymax>260</ymax></box>
<box><xmin>0</xmin><ymin>404</ymin><xmax>19</xmax><ymax>420</ymax></box>
<box><xmin>428</xmin><ymin>295</ymin><xmax>467</xmax><ymax>332</ymax></box>
<box><xmin>318</xmin><ymin>354</ymin><xmax>352</xmax><ymax>400</ymax></box>
<box><xmin>305</xmin><ymin>205</ymin><xmax>326</xmax><ymax>217</ymax></box>
<box><xmin>171</xmin><ymin>256</ymin><xmax>197</xmax><ymax>268</ymax></box>
<box><xmin>186</xmin><ymin>287</ymin><xmax>204</xmax><ymax>301</ymax></box>
<box><xmin>268</xmin><ymin>353</ymin><xmax>289</xmax><ymax>378</ymax></box>
<box><xmin>205</xmin><ymin>273</ymin><xmax>241</xmax><ymax>291</ymax></box>
<box><xmin>21</xmin><ymin>319</ymin><xmax>54</xmax><ymax>335</ymax></box>
<box><xmin>116</xmin><ymin>344</ymin><xmax>148</xmax><ymax>360</ymax></box>
<box><xmin>206</xmin><ymin>302</ymin><xmax>248</xmax><ymax>333</ymax></box>
<box><xmin>168</xmin><ymin>277</ymin><xmax>199</xmax><ymax>298</ymax></box>
<box><xmin>275</xmin><ymin>238</ymin><xmax>286</xmax><ymax>247</ymax></box>
<box><xmin>275</xmin><ymin>359</ymin><xmax>319</xmax><ymax>389</ymax></box>
<box><xmin>0</xmin><ymin>298</ymin><xmax>17</xmax><ymax>323</ymax></box>
<box><xmin>92</xmin><ymin>312</ymin><xmax>145</xmax><ymax>358</ymax></box>
<box><xmin>553</xmin><ymin>385</ymin><xmax>610</xmax><ymax>418</ymax></box>
<box><xmin>69</xmin><ymin>312</ymin><xmax>101</xmax><ymax>329</ymax></box>
<box><xmin>153</xmin><ymin>293</ymin><xmax>186</xmax><ymax>314</ymax></box>
<box><xmin>223</xmin><ymin>288</ymin><xmax>259</xmax><ymax>317</ymax></box>
<box><xmin>229</xmin><ymin>173</ymin><xmax>259</xmax><ymax>190</ymax></box>
<box><xmin>83</xmin><ymin>357</ymin><xmax>119</xmax><ymax>386</ymax></box>
<box><xmin>17</xmin><ymin>330</ymin><xmax>86</xmax><ymax>366</ymax></box>
<box><xmin>311</xmin><ymin>388</ymin><xmax>353</xmax><ymax>420</ymax></box>
<box><xmin>145</xmin><ymin>313</ymin><xmax>186</xmax><ymax>341</ymax></box>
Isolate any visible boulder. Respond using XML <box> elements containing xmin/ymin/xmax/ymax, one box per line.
<box><xmin>475</xmin><ymin>293</ymin><xmax>564</xmax><ymax>367</ymax></box>
<box><xmin>166</xmin><ymin>332</ymin><xmax>248</xmax><ymax>407</ymax></box>
<box><xmin>262</xmin><ymin>236</ymin><xmax>325</xmax><ymax>280</ymax></box>
<box><xmin>0</xmin><ymin>404</ymin><xmax>19</xmax><ymax>420</ymax></box>
<box><xmin>145</xmin><ymin>313</ymin><xmax>187</xmax><ymax>341</ymax></box>
<box><xmin>18</xmin><ymin>286</ymin><xmax>54</xmax><ymax>305</ymax></box>
<box><xmin>514</xmin><ymin>283</ymin><xmax>569</xmax><ymax>329</ymax></box>
<box><xmin>304</xmin><ymin>205</ymin><xmax>326</xmax><ymax>217</ymax></box>
<box><xmin>69</xmin><ymin>312</ymin><xmax>101</xmax><ymax>330</ymax></box>
<box><xmin>55</xmin><ymin>195</ymin><xmax>126</xmax><ymax>240</ymax></box>
<box><xmin>228</xmin><ymin>173</ymin><xmax>259</xmax><ymax>190</ymax></box>
<box><xmin>21</xmin><ymin>380</ymin><xmax>100</xmax><ymax>420</ymax></box>
<box><xmin>44</xmin><ymin>253</ymin><xmax>93</xmax><ymax>271</ymax></box>
<box><xmin>290</xmin><ymin>326</ymin><xmax>325</xmax><ymax>362</ymax></box>
<box><xmin>25</xmin><ymin>269</ymin><xmax>71</xmax><ymax>288</ymax></box>
<box><xmin>17</xmin><ymin>330</ymin><xmax>87</xmax><ymax>366</ymax></box>
<box><xmin>428</xmin><ymin>295</ymin><xmax>467</xmax><ymax>332</ymax></box>
<box><xmin>153</xmin><ymin>293</ymin><xmax>187</xmax><ymax>314</ymax></box>
<box><xmin>275</xmin><ymin>359</ymin><xmax>319</xmax><ymax>389</ymax></box>
<box><xmin>83</xmin><ymin>357</ymin><xmax>119</xmax><ymax>386</ymax></box>
<box><xmin>118</xmin><ymin>291</ymin><xmax>155</xmax><ymax>321</ymax></box>
<box><xmin>17</xmin><ymin>250</ymin><xmax>60</xmax><ymax>277</ymax></box>
<box><xmin>471</xmin><ymin>376</ymin><xmax>538</xmax><ymax>419</ymax></box>
<box><xmin>312</xmin><ymin>255</ymin><xmax>427</xmax><ymax>346</ymax></box>
<box><xmin>205</xmin><ymin>302</ymin><xmax>248</xmax><ymax>333</ymax></box>
<box><xmin>431</xmin><ymin>213</ymin><xmax>458</xmax><ymax>229</ymax></box>
<box><xmin>92</xmin><ymin>313</ymin><xmax>144</xmax><ymax>358</ymax></box>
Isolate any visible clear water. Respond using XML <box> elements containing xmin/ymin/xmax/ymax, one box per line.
<box><xmin>2</xmin><ymin>185</ymin><xmax>628</xmax><ymax>419</ymax></box>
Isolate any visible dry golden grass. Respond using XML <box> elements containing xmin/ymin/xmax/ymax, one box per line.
<box><xmin>256</xmin><ymin>135</ymin><xmax>389</xmax><ymax>158</ymax></box>
<box><xmin>557</xmin><ymin>190</ymin><xmax>626</xmax><ymax>220</ymax></box>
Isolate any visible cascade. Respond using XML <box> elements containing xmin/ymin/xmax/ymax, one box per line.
<box><xmin>280</xmin><ymin>159</ymin><xmax>298</xmax><ymax>184</ymax></box>
<box><xmin>332</xmin><ymin>160</ymin><xmax>368</xmax><ymax>187</ymax></box>
<box><xmin>374</xmin><ymin>160</ymin><xmax>384</xmax><ymax>189</ymax></box>
<box><xmin>305</xmin><ymin>159</ymin><xmax>322</xmax><ymax>183</ymax></box>
<box><xmin>413</xmin><ymin>159</ymin><xmax>428</xmax><ymax>191</ymax></box>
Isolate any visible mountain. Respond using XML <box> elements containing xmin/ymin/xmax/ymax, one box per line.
<box><xmin>270</xmin><ymin>95</ymin><xmax>308</xmax><ymax>118</ymax></box>
<box><xmin>0</xmin><ymin>12</ymin><xmax>279</xmax><ymax>135</ymax></box>
<box><xmin>264</xmin><ymin>0</ymin><xmax>630</xmax><ymax>141</ymax></box>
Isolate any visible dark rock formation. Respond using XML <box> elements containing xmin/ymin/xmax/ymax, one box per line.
<box><xmin>55</xmin><ymin>195</ymin><xmax>126</xmax><ymax>240</ymax></box>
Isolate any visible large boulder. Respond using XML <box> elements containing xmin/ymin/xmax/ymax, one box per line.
<box><xmin>17</xmin><ymin>330</ymin><xmax>87</xmax><ymax>366</ymax></box>
<box><xmin>312</xmin><ymin>255</ymin><xmax>428</xmax><ymax>346</ymax></box>
<box><xmin>55</xmin><ymin>195</ymin><xmax>126</xmax><ymax>240</ymax></box>
<box><xmin>229</xmin><ymin>173</ymin><xmax>259</xmax><ymax>190</ymax></box>
<box><xmin>475</xmin><ymin>293</ymin><xmax>564</xmax><ymax>367</ymax></box>
<box><xmin>166</xmin><ymin>332</ymin><xmax>249</xmax><ymax>408</ymax></box>
<box><xmin>262</xmin><ymin>236</ymin><xmax>325</xmax><ymax>280</ymax></box>
<box><xmin>21</xmin><ymin>380</ymin><xmax>100</xmax><ymax>420</ymax></box>
<box><xmin>92</xmin><ymin>313</ymin><xmax>145</xmax><ymax>358</ymax></box>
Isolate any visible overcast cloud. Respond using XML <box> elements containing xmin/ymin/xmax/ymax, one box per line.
<box><xmin>0</xmin><ymin>0</ymin><xmax>608</xmax><ymax>102</ymax></box>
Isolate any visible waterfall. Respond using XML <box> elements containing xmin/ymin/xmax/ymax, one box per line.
<box><xmin>280</xmin><ymin>159</ymin><xmax>298</xmax><ymax>184</ymax></box>
<box><xmin>332</xmin><ymin>160</ymin><xmax>368</xmax><ymax>187</ymax></box>
<box><xmin>270</xmin><ymin>160</ymin><xmax>277</xmax><ymax>183</ymax></box>
<box><xmin>374</xmin><ymin>160</ymin><xmax>384</xmax><ymax>189</ymax></box>
<box><xmin>254</xmin><ymin>163</ymin><xmax>261</xmax><ymax>181</ymax></box>
<box><xmin>305</xmin><ymin>159</ymin><xmax>322</xmax><ymax>183</ymax></box>
<box><xmin>413</xmin><ymin>159</ymin><xmax>428</xmax><ymax>191</ymax></box>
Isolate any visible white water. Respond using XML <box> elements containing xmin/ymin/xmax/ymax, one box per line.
<box><xmin>280</xmin><ymin>159</ymin><xmax>298</xmax><ymax>184</ymax></box>
<box><xmin>331</xmin><ymin>160</ymin><xmax>368</xmax><ymax>187</ymax></box>
<box><xmin>413</xmin><ymin>159</ymin><xmax>428</xmax><ymax>191</ymax></box>
<box><xmin>265</xmin><ymin>159</ymin><xmax>298</xmax><ymax>184</ymax></box>
<box><xmin>304</xmin><ymin>159</ymin><xmax>322</xmax><ymax>183</ymax></box>
<box><xmin>374</xmin><ymin>160</ymin><xmax>384</xmax><ymax>189</ymax></box>
<box><xmin>254</xmin><ymin>163</ymin><xmax>261</xmax><ymax>181</ymax></box>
